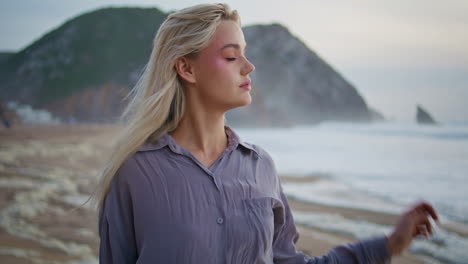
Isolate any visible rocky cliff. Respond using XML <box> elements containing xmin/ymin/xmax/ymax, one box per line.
<box><xmin>0</xmin><ymin>7</ymin><xmax>375</xmax><ymax>126</ymax></box>
<box><xmin>227</xmin><ymin>24</ymin><xmax>371</xmax><ymax>126</ymax></box>
<box><xmin>0</xmin><ymin>52</ymin><xmax>13</xmax><ymax>64</ymax></box>
<box><xmin>0</xmin><ymin>7</ymin><xmax>167</xmax><ymax>123</ymax></box>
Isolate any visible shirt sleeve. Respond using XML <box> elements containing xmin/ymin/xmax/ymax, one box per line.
<box><xmin>272</xmin><ymin>185</ymin><xmax>391</xmax><ymax>264</ymax></box>
<box><xmin>98</xmin><ymin>156</ymin><xmax>140</xmax><ymax>264</ymax></box>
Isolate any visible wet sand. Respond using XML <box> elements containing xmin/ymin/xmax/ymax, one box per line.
<box><xmin>0</xmin><ymin>125</ymin><xmax>433</xmax><ymax>263</ymax></box>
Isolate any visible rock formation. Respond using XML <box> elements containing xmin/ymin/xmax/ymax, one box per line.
<box><xmin>416</xmin><ymin>104</ymin><xmax>437</xmax><ymax>125</ymax></box>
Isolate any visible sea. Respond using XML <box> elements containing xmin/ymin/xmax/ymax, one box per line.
<box><xmin>237</xmin><ymin>122</ymin><xmax>468</xmax><ymax>264</ymax></box>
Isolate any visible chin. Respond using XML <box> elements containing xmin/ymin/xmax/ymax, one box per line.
<box><xmin>224</xmin><ymin>98</ymin><xmax>252</xmax><ymax>112</ymax></box>
<box><xmin>238</xmin><ymin>96</ymin><xmax>252</xmax><ymax>107</ymax></box>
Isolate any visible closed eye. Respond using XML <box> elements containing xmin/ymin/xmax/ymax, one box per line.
<box><xmin>226</xmin><ymin>58</ymin><xmax>236</xmax><ymax>61</ymax></box>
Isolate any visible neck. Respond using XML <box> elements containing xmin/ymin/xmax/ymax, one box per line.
<box><xmin>169</xmin><ymin>102</ymin><xmax>227</xmax><ymax>156</ymax></box>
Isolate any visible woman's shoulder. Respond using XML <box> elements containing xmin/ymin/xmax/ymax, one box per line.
<box><xmin>240</xmin><ymin>141</ymin><xmax>274</xmax><ymax>162</ymax></box>
<box><xmin>118</xmin><ymin>153</ymin><xmax>141</xmax><ymax>173</ymax></box>
<box><xmin>238</xmin><ymin>141</ymin><xmax>279</xmax><ymax>176</ymax></box>
<box><xmin>113</xmin><ymin>150</ymin><xmax>158</xmax><ymax>187</ymax></box>
<box><xmin>112</xmin><ymin>154</ymin><xmax>143</xmax><ymax>185</ymax></box>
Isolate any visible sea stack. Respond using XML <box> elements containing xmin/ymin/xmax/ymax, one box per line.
<box><xmin>416</xmin><ymin>105</ymin><xmax>437</xmax><ymax>125</ymax></box>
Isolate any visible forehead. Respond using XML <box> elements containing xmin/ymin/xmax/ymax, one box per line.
<box><xmin>205</xmin><ymin>20</ymin><xmax>246</xmax><ymax>52</ymax></box>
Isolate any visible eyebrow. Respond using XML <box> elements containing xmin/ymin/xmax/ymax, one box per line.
<box><xmin>220</xmin><ymin>43</ymin><xmax>246</xmax><ymax>51</ymax></box>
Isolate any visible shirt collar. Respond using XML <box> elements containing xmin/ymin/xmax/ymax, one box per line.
<box><xmin>137</xmin><ymin>125</ymin><xmax>260</xmax><ymax>157</ymax></box>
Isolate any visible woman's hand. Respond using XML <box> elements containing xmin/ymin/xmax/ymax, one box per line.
<box><xmin>386</xmin><ymin>201</ymin><xmax>439</xmax><ymax>256</ymax></box>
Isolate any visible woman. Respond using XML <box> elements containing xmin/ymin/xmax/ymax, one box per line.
<box><xmin>93</xmin><ymin>3</ymin><xmax>439</xmax><ymax>263</ymax></box>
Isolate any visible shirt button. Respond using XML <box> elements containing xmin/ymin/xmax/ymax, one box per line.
<box><xmin>217</xmin><ymin>217</ymin><xmax>224</xmax><ymax>224</ymax></box>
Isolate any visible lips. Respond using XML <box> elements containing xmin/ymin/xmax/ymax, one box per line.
<box><xmin>240</xmin><ymin>79</ymin><xmax>251</xmax><ymax>90</ymax></box>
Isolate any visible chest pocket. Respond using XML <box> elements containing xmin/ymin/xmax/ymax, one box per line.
<box><xmin>223</xmin><ymin>197</ymin><xmax>278</xmax><ymax>263</ymax></box>
<box><xmin>243</xmin><ymin>197</ymin><xmax>275</xmax><ymax>253</ymax></box>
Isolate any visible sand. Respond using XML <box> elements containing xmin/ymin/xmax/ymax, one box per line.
<box><xmin>0</xmin><ymin>125</ymin><xmax>436</xmax><ymax>263</ymax></box>
<box><xmin>280</xmin><ymin>176</ymin><xmax>431</xmax><ymax>264</ymax></box>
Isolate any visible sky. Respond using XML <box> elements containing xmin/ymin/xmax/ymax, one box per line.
<box><xmin>1</xmin><ymin>0</ymin><xmax>467</xmax><ymax>123</ymax></box>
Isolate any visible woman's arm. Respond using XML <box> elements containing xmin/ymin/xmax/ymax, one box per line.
<box><xmin>273</xmin><ymin>185</ymin><xmax>439</xmax><ymax>264</ymax></box>
<box><xmin>98</xmin><ymin>157</ymin><xmax>141</xmax><ymax>263</ymax></box>
<box><xmin>272</xmin><ymin>188</ymin><xmax>390</xmax><ymax>264</ymax></box>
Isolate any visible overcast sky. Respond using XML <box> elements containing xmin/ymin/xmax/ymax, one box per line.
<box><xmin>1</xmin><ymin>0</ymin><xmax>467</xmax><ymax>122</ymax></box>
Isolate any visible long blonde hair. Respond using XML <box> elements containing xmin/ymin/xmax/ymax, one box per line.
<box><xmin>91</xmin><ymin>3</ymin><xmax>240</xmax><ymax>213</ymax></box>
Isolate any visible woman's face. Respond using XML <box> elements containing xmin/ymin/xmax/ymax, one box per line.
<box><xmin>189</xmin><ymin>20</ymin><xmax>255</xmax><ymax>112</ymax></box>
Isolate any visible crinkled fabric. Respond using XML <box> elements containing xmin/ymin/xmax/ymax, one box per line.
<box><xmin>99</xmin><ymin>125</ymin><xmax>391</xmax><ymax>264</ymax></box>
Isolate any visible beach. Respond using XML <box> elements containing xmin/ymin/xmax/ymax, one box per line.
<box><xmin>280</xmin><ymin>176</ymin><xmax>434</xmax><ymax>264</ymax></box>
<box><xmin>0</xmin><ymin>125</ymin><xmax>452</xmax><ymax>263</ymax></box>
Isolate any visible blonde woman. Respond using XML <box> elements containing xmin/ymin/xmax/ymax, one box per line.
<box><xmin>94</xmin><ymin>3</ymin><xmax>438</xmax><ymax>263</ymax></box>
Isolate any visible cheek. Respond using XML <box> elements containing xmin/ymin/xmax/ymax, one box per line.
<box><xmin>200</xmin><ymin>58</ymin><xmax>232</xmax><ymax>86</ymax></box>
<box><xmin>197</xmin><ymin>57</ymin><xmax>235</xmax><ymax>96</ymax></box>
<box><xmin>211</xmin><ymin>58</ymin><xmax>230</xmax><ymax>76</ymax></box>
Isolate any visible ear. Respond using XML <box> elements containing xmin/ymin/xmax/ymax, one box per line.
<box><xmin>175</xmin><ymin>56</ymin><xmax>196</xmax><ymax>84</ymax></box>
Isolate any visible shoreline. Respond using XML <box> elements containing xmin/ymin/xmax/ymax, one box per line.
<box><xmin>280</xmin><ymin>175</ymin><xmax>468</xmax><ymax>264</ymax></box>
<box><xmin>280</xmin><ymin>175</ymin><xmax>468</xmax><ymax>238</ymax></box>
<box><xmin>279</xmin><ymin>176</ymin><xmax>426</xmax><ymax>263</ymax></box>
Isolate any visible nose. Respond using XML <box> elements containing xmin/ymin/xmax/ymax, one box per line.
<box><xmin>242</xmin><ymin>57</ymin><xmax>255</xmax><ymax>75</ymax></box>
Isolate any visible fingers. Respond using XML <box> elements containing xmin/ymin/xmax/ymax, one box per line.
<box><xmin>414</xmin><ymin>217</ymin><xmax>432</xmax><ymax>237</ymax></box>
<box><xmin>388</xmin><ymin>202</ymin><xmax>438</xmax><ymax>255</ymax></box>
<box><xmin>412</xmin><ymin>203</ymin><xmax>436</xmax><ymax>238</ymax></box>
<box><xmin>425</xmin><ymin>217</ymin><xmax>433</xmax><ymax>236</ymax></box>
<box><xmin>417</xmin><ymin>201</ymin><xmax>439</xmax><ymax>222</ymax></box>
<box><xmin>416</xmin><ymin>225</ymin><xmax>431</xmax><ymax>238</ymax></box>
<box><xmin>416</xmin><ymin>225</ymin><xmax>427</xmax><ymax>237</ymax></box>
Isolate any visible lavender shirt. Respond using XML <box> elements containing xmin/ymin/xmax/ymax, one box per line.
<box><xmin>99</xmin><ymin>125</ymin><xmax>391</xmax><ymax>263</ymax></box>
